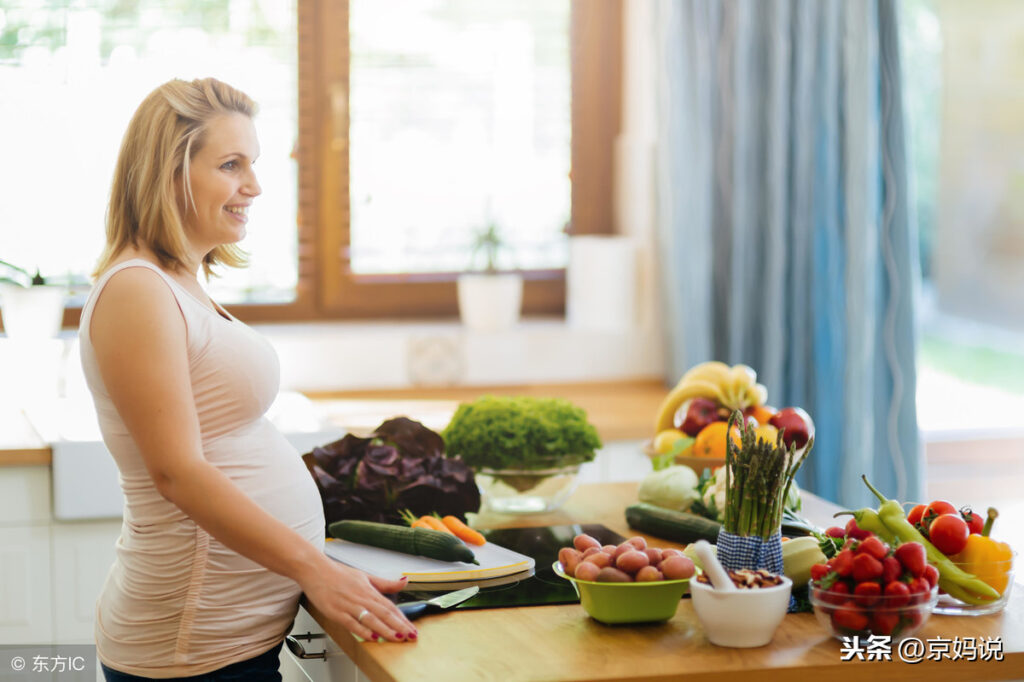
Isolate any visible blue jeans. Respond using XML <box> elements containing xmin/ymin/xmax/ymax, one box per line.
<box><xmin>101</xmin><ymin>642</ymin><xmax>282</xmax><ymax>682</ymax></box>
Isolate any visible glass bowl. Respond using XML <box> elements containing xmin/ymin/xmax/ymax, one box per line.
<box><xmin>933</xmin><ymin>553</ymin><xmax>1015</xmax><ymax>616</ymax></box>
<box><xmin>552</xmin><ymin>561</ymin><xmax>690</xmax><ymax>624</ymax></box>
<box><xmin>476</xmin><ymin>465</ymin><xmax>581</xmax><ymax>514</ymax></box>
<box><xmin>810</xmin><ymin>583</ymin><xmax>938</xmax><ymax>642</ymax></box>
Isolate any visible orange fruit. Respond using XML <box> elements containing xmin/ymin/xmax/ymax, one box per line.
<box><xmin>692</xmin><ymin>421</ymin><xmax>741</xmax><ymax>460</ymax></box>
<box><xmin>748</xmin><ymin>405</ymin><xmax>777</xmax><ymax>426</ymax></box>
<box><xmin>753</xmin><ymin>424</ymin><xmax>780</xmax><ymax>445</ymax></box>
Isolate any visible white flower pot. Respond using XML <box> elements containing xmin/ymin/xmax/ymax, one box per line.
<box><xmin>457</xmin><ymin>273</ymin><xmax>523</xmax><ymax>332</ymax></box>
<box><xmin>0</xmin><ymin>284</ymin><xmax>66</xmax><ymax>339</ymax></box>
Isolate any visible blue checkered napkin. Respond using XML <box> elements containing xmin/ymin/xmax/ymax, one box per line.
<box><xmin>716</xmin><ymin>529</ymin><xmax>783</xmax><ymax>574</ymax></box>
<box><xmin>716</xmin><ymin>529</ymin><xmax>796</xmax><ymax>611</ymax></box>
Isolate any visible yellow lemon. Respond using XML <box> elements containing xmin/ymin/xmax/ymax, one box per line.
<box><xmin>653</xmin><ymin>428</ymin><xmax>687</xmax><ymax>455</ymax></box>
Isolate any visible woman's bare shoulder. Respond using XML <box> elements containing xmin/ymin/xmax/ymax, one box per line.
<box><xmin>89</xmin><ymin>263</ymin><xmax>185</xmax><ymax>345</ymax></box>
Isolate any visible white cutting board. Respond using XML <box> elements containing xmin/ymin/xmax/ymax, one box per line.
<box><xmin>324</xmin><ymin>538</ymin><xmax>535</xmax><ymax>588</ymax></box>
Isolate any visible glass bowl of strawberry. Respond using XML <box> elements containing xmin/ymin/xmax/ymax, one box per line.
<box><xmin>808</xmin><ymin>536</ymin><xmax>939</xmax><ymax>641</ymax></box>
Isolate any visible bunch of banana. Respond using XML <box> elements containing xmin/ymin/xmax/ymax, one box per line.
<box><xmin>653</xmin><ymin>361</ymin><xmax>768</xmax><ymax>433</ymax></box>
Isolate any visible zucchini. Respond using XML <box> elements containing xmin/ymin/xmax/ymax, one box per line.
<box><xmin>329</xmin><ymin>520</ymin><xmax>478</xmax><ymax>565</ymax></box>
<box><xmin>625</xmin><ymin>503</ymin><xmax>722</xmax><ymax>544</ymax></box>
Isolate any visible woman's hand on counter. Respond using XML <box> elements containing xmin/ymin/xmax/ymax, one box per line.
<box><xmin>299</xmin><ymin>557</ymin><xmax>418</xmax><ymax>643</ymax></box>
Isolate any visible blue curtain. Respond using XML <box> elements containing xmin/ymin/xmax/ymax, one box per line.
<box><xmin>653</xmin><ymin>0</ymin><xmax>922</xmax><ymax>508</ymax></box>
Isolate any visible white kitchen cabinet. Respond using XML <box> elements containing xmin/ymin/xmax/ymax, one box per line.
<box><xmin>282</xmin><ymin>606</ymin><xmax>362</xmax><ymax>682</ymax></box>
<box><xmin>0</xmin><ymin>525</ymin><xmax>53</xmax><ymax>644</ymax></box>
<box><xmin>51</xmin><ymin>521</ymin><xmax>120</xmax><ymax>643</ymax></box>
<box><xmin>0</xmin><ymin>465</ymin><xmax>51</xmax><ymax>524</ymax></box>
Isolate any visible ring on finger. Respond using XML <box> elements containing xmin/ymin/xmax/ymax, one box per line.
<box><xmin>357</xmin><ymin>607</ymin><xmax>370</xmax><ymax>624</ymax></box>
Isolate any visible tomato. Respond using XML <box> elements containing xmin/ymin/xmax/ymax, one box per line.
<box><xmin>906</xmin><ymin>504</ymin><xmax>927</xmax><ymax>528</ymax></box>
<box><xmin>960</xmin><ymin>507</ymin><xmax>984</xmax><ymax>535</ymax></box>
<box><xmin>929</xmin><ymin>513</ymin><xmax>970</xmax><ymax>556</ymax></box>
<box><xmin>923</xmin><ymin>500</ymin><xmax>957</xmax><ymax>526</ymax></box>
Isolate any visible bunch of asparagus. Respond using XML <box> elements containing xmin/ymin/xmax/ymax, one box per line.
<box><xmin>723</xmin><ymin>411</ymin><xmax>813</xmax><ymax>539</ymax></box>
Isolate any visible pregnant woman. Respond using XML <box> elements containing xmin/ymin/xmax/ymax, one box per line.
<box><xmin>79</xmin><ymin>77</ymin><xmax>416</xmax><ymax>681</ymax></box>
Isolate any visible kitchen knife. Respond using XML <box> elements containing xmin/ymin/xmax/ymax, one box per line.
<box><xmin>399</xmin><ymin>586</ymin><xmax>480</xmax><ymax>620</ymax></box>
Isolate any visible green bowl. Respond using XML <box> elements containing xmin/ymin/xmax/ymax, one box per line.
<box><xmin>552</xmin><ymin>561</ymin><xmax>691</xmax><ymax>624</ymax></box>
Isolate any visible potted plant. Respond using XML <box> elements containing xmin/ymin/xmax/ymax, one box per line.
<box><xmin>0</xmin><ymin>259</ymin><xmax>67</xmax><ymax>339</ymax></box>
<box><xmin>456</xmin><ymin>221</ymin><xmax>523</xmax><ymax>332</ymax></box>
<box><xmin>442</xmin><ymin>395</ymin><xmax>603</xmax><ymax>514</ymax></box>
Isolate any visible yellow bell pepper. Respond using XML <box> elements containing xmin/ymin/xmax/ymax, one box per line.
<box><xmin>951</xmin><ymin>534</ymin><xmax>1014</xmax><ymax>595</ymax></box>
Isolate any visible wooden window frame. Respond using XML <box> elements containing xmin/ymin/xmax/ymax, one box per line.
<box><xmin>54</xmin><ymin>0</ymin><xmax>621</xmax><ymax>329</ymax></box>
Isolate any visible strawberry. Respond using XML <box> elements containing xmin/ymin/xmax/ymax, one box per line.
<box><xmin>893</xmin><ymin>542</ymin><xmax>927</xmax><ymax>577</ymax></box>
<box><xmin>907</xmin><ymin>577</ymin><xmax>931</xmax><ymax>605</ymax></box>
<box><xmin>883</xmin><ymin>580</ymin><xmax>910</xmax><ymax>607</ymax></box>
<box><xmin>831</xmin><ymin>549</ymin><xmax>855</xmax><ymax>577</ymax></box>
<box><xmin>856</xmin><ymin>536</ymin><xmax>889</xmax><ymax>560</ymax></box>
<box><xmin>871</xmin><ymin>610</ymin><xmax>900</xmax><ymax>636</ymax></box>
<box><xmin>852</xmin><ymin>554</ymin><xmax>884</xmax><ymax>582</ymax></box>
<box><xmin>853</xmin><ymin>581</ymin><xmax>882</xmax><ymax>605</ymax></box>
<box><xmin>825</xmin><ymin>526</ymin><xmax>846</xmax><ymax>539</ymax></box>
<box><xmin>880</xmin><ymin>555</ymin><xmax>902</xmax><ymax>583</ymax></box>
<box><xmin>810</xmin><ymin>563</ymin><xmax>830</xmax><ymax>581</ymax></box>
<box><xmin>922</xmin><ymin>564</ymin><xmax>939</xmax><ymax>589</ymax></box>
<box><xmin>832</xmin><ymin>601</ymin><xmax>869</xmax><ymax>632</ymax></box>
<box><xmin>845</xmin><ymin>518</ymin><xmax>873</xmax><ymax>541</ymax></box>
<box><xmin>821</xmin><ymin>580</ymin><xmax>851</xmax><ymax>605</ymax></box>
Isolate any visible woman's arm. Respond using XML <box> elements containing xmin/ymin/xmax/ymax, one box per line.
<box><xmin>89</xmin><ymin>268</ymin><xmax>416</xmax><ymax>642</ymax></box>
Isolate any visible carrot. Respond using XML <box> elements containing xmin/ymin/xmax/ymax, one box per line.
<box><xmin>441</xmin><ymin>515</ymin><xmax>486</xmax><ymax>546</ymax></box>
<box><xmin>420</xmin><ymin>515</ymin><xmax>452</xmax><ymax>534</ymax></box>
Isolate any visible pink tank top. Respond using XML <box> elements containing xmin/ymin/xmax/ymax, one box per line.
<box><xmin>78</xmin><ymin>259</ymin><xmax>325</xmax><ymax>677</ymax></box>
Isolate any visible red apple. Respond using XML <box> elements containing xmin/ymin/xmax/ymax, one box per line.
<box><xmin>768</xmin><ymin>407</ymin><xmax>813</xmax><ymax>449</ymax></box>
<box><xmin>678</xmin><ymin>397</ymin><xmax>721</xmax><ymax>436</ymax></box>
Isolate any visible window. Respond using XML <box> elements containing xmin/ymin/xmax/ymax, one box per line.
<box><xmin>0</xmin><ymin>0</ymin><xmax>621</xmax><ymax>328</ymax></box>
<box><xmin>901</xmin><ymin>0</ymin><xmax>1024</xmax><ymax>434</ymax></box>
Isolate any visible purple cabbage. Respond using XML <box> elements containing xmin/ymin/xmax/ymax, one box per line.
<box><xmin>302</xmin><ymin>417</ymin><xmax>480</xmax><ymax>528</ymax></box>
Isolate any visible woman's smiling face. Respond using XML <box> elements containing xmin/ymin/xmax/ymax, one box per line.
<box><xmin>182</xmin><ymin>112</ymin><xmax>262</xmax><ymax>258</ymax></box>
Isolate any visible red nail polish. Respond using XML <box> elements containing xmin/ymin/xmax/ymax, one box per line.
<box><xmin>408</xmin><ymin>632</ymin><xmax>417</xmax><ymax>641</ymax></box>
<box><xmin>395</xmin><ymin>632</ymin><xmax>405</xmax><ymax>640</ymax></box>
<box><xmin>370</xmin><ymin>633</ymin><xmax>378</xmax><ymax>641</ymax></box>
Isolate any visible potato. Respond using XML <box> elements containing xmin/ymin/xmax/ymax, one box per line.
<box><xmin>644</xmin><ymin>547</ymin><xmax>664</xmax><ymax>565</ymax></box>
<box><xmin>660</xmin><ymin>548</ymin><xmax>684</xmax><ymax>560</ymax></box>
<box><xmin>635</xmin><ymin>565</ymin><xmax>664</xmax><ymax>582</ymax></box>
<box><xmin>582</xmin><ymin>546</ymin><xmax>602</xmax><ymax>559</ymax></box>
<box><xmin>615</xmin><ymin>550</ymin><xmax>650</xmax><ymax>575</ymax></box>
<box><xmin>614</xmin><ymin>541</ymin><xmax>637</xmax><ymax>559</ymax></box>
<box><xmin>602</xmin><ymin>544</ymin><xmax>618</xmax><ymax>554</ymax></box>
<box><xmin>573</xmin><ymin>534</ymin><xmax>601</xmax><ymax>553</ymax></box>
<box><xmin>558</xmin><ymin>547</ymin><xmax>582</xmax><ymax>576</ymax></box>
<box><xmin>583</xmin><ymin>552</ymin><xmax>612</xmax><ymax>569</ymax></box>
<box><xmin>660</xmin><ymin>555</ymin><xmax>696</xmax><ymax>580</ymax></box>
<box><xmin>574</xmin><ymin>561</ymin><xmax>600</xmax><ymax>581</ymax></box>
<box><xmin>596</xmin><ymin>567</ymin><xmax>632</xmax><ymax>582</ymax></box>
<box><xmin>627</xmin><ymin>536</ymin><xmax>647</xmax><ymax>551</ymax></box>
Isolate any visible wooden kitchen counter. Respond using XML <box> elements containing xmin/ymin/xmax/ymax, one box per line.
<box><xmin>306</xmin><ymin>482</ymin><xmax>1024</xmax><ymax>682</ymax></box>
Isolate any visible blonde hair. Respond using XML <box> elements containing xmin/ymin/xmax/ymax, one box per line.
<box><xmin>94</xmin><ymin>77</ymin><xmax>257</xmax><ymax>279</ymax></box>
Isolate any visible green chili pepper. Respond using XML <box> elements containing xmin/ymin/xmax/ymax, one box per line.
<box><xmin>833</xmin><ymin>508</ymin><xmax>896</xmax><ymax>544</ymax></box>
<box><xmin>861</xmin><ymin>475</ymin><xmax>1000</xmax><ymax>601</ymax></box>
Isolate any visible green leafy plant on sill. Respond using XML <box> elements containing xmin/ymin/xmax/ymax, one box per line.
<box><xmin>441</xmin><ymin>395</ymin><xmax>602</xmax><ymax>471</ymax></box>
<box><xmin>468</xmin><ymin>221</ymin><xmax>508</xmax><ymax>274</ymax></box>
<box><xmin>0</xmin><ymin>259</ymin><xmax>46</xmax><ymax>287</ymax></box>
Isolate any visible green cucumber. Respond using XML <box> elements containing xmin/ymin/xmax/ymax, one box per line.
<box><xmin>328</xmin><ymin>520</ymin><xmax>478</xmax><ymax>564</ymax></box>
<box><xmin>625</xmin><ymin>503</ymin><xmax>723</xmax><ymax>544</ymax></box>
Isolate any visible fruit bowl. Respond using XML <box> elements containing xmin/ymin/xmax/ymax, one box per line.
<box><xmin>641</xmin><ymin>440</ymin><xmax>724</xmax><ymax>473</ymax></box>
<box><xmin>933</xmin><ymin>553</ymin><xmax>1016</xmax><ymax>616</ymax></box>
<box><xmin>809</xmin><ymin>583</ymin><xmax>938</xmax><ymax>641</ymax></box>
<box><xmin>552</xmin><ymin>561</ymin><xmax>691</xmax><ymax>624</ymax></box>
